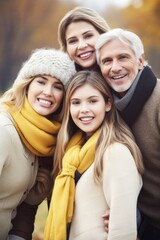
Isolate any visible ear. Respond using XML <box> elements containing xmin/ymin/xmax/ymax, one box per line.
<box><xmin>105</xmin><ymin>98</ymin><xmax>112</xmax><ymax>112</ymax></box>
<box><xmin>138</xmin><ymin>54</ymin><xmax>145</xmax><ymax>69</ymax></box>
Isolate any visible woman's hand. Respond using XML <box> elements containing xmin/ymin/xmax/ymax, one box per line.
<box><xmin>102</xmin><ymin>209</ymin><xmax>110</xmax><ymax>233</ymax></box>
<box><xmin>25</xmin><ymin>167</ymin><xmax>53</xmax><ymax>205</ymax></box>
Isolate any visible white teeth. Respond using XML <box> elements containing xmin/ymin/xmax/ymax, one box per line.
<box><xmin>113</xmin><ymin>75</ymin><xmax>125</xmax><ymax>79</ymax></box>
<box><xmin>80</xmin><ymin>117</ymin><xmax>93</xmax><ymax>121</ymax></box>
<box><xmin>39</xmin><ymin>99</ymin><xmax>52</xmax><ymax>106</ymax></box>
<box><xmin>80</xmin><ymin>52</ymin><xmax>92</xmax><ymax>58</ymax></box>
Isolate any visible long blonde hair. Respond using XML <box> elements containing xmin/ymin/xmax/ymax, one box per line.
<box><xmin>58</xmin><ymin>6</ymin><xmax>110</xmax><ymax>52</ymax></box>
<box><xmin>53</xmin><ymin>70</ymin><xmax>143</xmax><ymax>181</ymax></box>
<box><xmin>0</xmin><ymin>76</ymin><xmax>33</xmax><ymax>110</ymax></box>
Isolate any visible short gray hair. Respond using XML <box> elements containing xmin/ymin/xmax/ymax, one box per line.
<box><xmin>96</xmin><ymin>28</ymin><xmax>145</xmax><ymax>64</ymax></box>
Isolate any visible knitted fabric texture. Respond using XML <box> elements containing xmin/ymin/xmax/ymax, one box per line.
<box><xmin>15</xmin><ymin>48</ymin><xmax>76</xmax><ymax>87</ymax></box>
<box><xmin>8</xmin><ymin>97</ymin><xmax>61</xmax><ymax>156</ymax></box>
<box><xmin>44</xmin><ymin>130</ymin><xmax>100</xmax><ymax>240</ymax></box>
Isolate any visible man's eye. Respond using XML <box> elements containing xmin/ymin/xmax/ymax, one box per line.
<box><xmin>120</xmin><ymin>55</ymin><xmax>128</xmax><ymax>60</ymax></box>
<box><xmin>102</xmin><ymin>59</ymin><xmax>111</xmax><ymax>65</ymax></box>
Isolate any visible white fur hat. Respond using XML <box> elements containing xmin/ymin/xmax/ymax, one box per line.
<box><xmin>15</xmin><ymin>48</ymin><xmax>76</xmax><ymax>87</ymax></box>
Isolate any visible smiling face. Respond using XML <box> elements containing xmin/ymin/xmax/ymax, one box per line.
<box><xmin>99</xmin><ymin>39</ymin><xmax>144</xmax><ymax>97</ymax></box>
<box><xmin>27</xmin><ymin>75</ymin><xmax>64</xmax><ymax>116</ymax></box>
<box><xmin>65</xmin><ymin>21</ymin><xmax>100</xmax><ymax>69</ymax></box>
<box><xmin>70</xmin><ymin>83</ymin><xmax>111</xmax><ymax>136</ymax></box>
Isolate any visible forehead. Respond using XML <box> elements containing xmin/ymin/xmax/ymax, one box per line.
<box><xmin>71</xmin><ymin>83</ymin><xmax>101</xmax><ymax>98</ymax></box>
<box><xmin>66</xmin><ymin>20</ymin><xmax>99</xmax><ymax>38</ymax></box>
<box><xmin>100</xmin><ymin>38</ymin><xmax>135</xmax><ymax>57</ymax></box>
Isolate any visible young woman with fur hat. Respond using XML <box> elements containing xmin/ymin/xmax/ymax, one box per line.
<box><xmin>0</xmin><ymin>48</ymin><xmax>76</xmax><ymax>240</ymax></box>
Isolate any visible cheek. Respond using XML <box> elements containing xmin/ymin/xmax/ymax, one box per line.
<box><xmin>67</xmin><ymin>46</ymin><xmax>75</xmax><ymax>59</ymax></box>
<box><xmin>70</xmin><ymin>106</ymin><xmax>77</xmax><ymax>120</ymax></box>
<box><xmin>27</xmin><ymin>90</ymin><xmax>34</xmax><ymax>105</ymax></box>
<box><xmin>101</xmin><ymin>66</ymin><xmax>109</xmax><ymax>76</ymax></box>
<box><xmin>70</xmin><ymin>106</ymin><xmax>74</xmax><ymax>117</ymax></box>
<box><xmin>53</xmin><ymin>92</ymin><xmax>64</xmax><ymax>107</ymax></box>
<box><xmin>92</xmin><ymin>37</ymin><xmax>100</xmax><ymax>47</ymax></box>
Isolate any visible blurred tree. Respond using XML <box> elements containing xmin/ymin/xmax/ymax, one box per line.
<box><xmin>0</xmin><ymin>0</ymin><xmax>75</xmax><ymax>92</ymax></box>
<box><xmin>0</xmin><ymin>0</ymin><xmax>159</xmax><ymax>93</ymax></box>
<box><xmin>123</xmin><ymin>0</ymin><xmax>160</xmax><ymax>76</ymax></box>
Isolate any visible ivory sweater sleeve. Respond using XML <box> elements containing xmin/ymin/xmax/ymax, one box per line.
<box><xmin>103</xmin><ymin>143</ymin><xmax>142</xmax><ymax>240</ymax></box>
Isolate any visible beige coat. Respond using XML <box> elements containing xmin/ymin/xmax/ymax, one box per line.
<box><xmin>0</xmin><ymin>112</ymin><xmax>38</xmax><ymax>240</ymax></box>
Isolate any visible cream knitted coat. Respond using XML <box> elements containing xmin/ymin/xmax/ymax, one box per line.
<box><xmin>0</xmin><ymin>112</ymin><xmax>38</xmax><ymax>240</ymax></box>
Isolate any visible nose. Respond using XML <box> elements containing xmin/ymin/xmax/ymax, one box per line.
<box><xmin>80</xmin><ymin>103</ymin><xmax>90</xmax><ymax>113</ymax></box>
<box><xmin>77</xmin><ymin>39</ymin><xmax>88</xmax><ymax>50</ymax></box>
<box><xmin>43</xmin><ymin>85</ymin><xmax>53</xmax><ymax>96</ymax></box>
<box><xmin>111</xmin><ymin>60</ymin><xmax>122</xmax><ymax>72</ymax></box>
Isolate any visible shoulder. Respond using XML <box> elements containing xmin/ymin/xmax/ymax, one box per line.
<box><xmin>103</xmin><ymin>142</ymin><xmax>137</xmax><ymax>174</ymax></box>
<box><xmin>103</xmin><ymin>142</ymin><xmax>131</xmax><ymax>160</ymax></box>
<box><xmin>150</xmin><ymin>78</ymin><xmax>160</xmax><ymax>100</ymax></box>
<box><xmin>142</xmin><ymin>78</ymin><xmax>160</xmax><ymax>117</ymax></box>
<box><xmin>0</xmin><ymin>113</ymin><xmax>17</xmax><ymax>149</ymax></box>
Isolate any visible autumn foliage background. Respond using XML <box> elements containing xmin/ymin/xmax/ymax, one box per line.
<box><xmin>0</xmin><ymin>0</ymin><xmax>160</xmax><ymax>239</ymax></box>
<box><xmin>0</xmin><ymin>0</ymin><xmax>160</xmax><ymax>94</ymax></box>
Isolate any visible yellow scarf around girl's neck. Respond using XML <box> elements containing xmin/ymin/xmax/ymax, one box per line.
<box><xmin>44</xmin><ymin>129</ymin><xmax>100</xmax><ymax>240</ymax></box>
<box><xmin>7</xmin><ymin>97</ymin><xmax>61</xmax><ymax>156</ymax></box>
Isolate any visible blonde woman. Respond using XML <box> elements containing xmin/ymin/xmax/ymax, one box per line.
<box><xmin>0</xmin><ymin>48</ymin><xmax>76</xmax><ymax>240</ymax></box>
<box><xmin>44</xmin><ymin>70</ymin><xmax>143</xmax><ymax>240</ymax></box>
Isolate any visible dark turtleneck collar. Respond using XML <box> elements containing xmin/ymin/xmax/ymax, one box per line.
<box><xmin>115</xmin><ymin>66</ymin><xmax>157</xmax><ymax>127</ymax></box>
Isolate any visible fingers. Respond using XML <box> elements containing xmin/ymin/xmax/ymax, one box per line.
<box><xmin>36</xmin><ymin>168</ymin><xmax>52</xmax><ymax>183</ymax></box>
<box><xmin>35</xmin><ymin>167</ymin><xmax>53</xmax><ymax>194</ymax></box>
<box><xmin>102</xmin><ymin>209</ymin><xmax>110</xmax><ymax>219</ymax></box>
<box><xmin>103</xmin><ymin>219</ymin><xmax>109</xmax><ymax>233</ymax></box>
<box><xmin>102</xmin><ymin>209</ymin><xmax>110</xmax><ymax>233</ymax></box>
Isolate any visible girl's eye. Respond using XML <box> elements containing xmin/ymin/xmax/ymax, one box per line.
<box><xmin>71</xmin><ymin>100</ymin><xmax>80</xmax><ymax>105</ymax></box>
<box><xmin>89</xmin><ymin>99</ymin><xmax>97</xmax><ymax>103</ymax></box>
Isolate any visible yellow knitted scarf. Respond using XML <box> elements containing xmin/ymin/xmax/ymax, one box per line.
<box><xmin>7</xmin><ymin>98</ymin><xmax>61</xmax><ymax>156</ymax></box>
<box><xmin>44</xmin><ymin>129</ymin><xmax>100</xmax><ymax>240</ymax></box>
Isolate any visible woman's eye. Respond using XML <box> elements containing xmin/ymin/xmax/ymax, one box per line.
<box><xmin>85</xmin><ymin>33</ymin><xmax>93</xmax><ymax>39</ymax></box>
<box><xmin>68</xmin><ymin>39</ymin><xmax>77</xmax><ymax>44</ymax></box>
<box><xmin>54</xmin><ymin>85</ymin><xmax>64</xmax><ymax>91</ymax></box>
<box><xmin>37</xmin><ymin>80</ymin><xmax>45</xmax><ymax>85</ymax></box>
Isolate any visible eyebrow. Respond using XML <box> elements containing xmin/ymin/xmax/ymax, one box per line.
<box><xmin>36</xmin><ymin>75</ymin><xmax>63</xmax><ymax>85</ymax></box>
<box><xmin>71</xmin><ymin>95</ymin><xmax>99</xmax><ymax>100</ymax></box>
<box><xmin>67</xmin><ymin>30</ymin><xmax>93</xmax><ymax>41</ymax></box>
